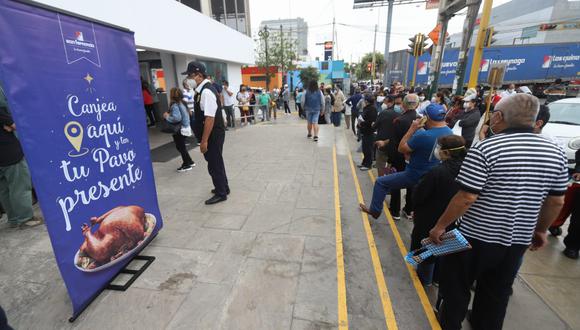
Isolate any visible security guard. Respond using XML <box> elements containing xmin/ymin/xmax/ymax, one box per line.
<box><xmin>182</xmin><ymin>61</ymin><xmax>229</xmax><ymax>204</ymax></box>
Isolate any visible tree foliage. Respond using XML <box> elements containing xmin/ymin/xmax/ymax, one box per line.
<box><xmin>354</xmin><ymin>52</ymin><xmax>385</xmax><ymax>80</ymax></box>
<box><xmin>299</xmin><ymin>67</ymin><xmax>320</xmax><ymax>87</ymax></box>
<box><xmin>255</xmin><ymin>31</ymin><xmax>298</xmax><ymax>74</ymax></box>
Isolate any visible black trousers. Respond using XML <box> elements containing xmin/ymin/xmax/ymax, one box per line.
<box><xmin>564</xmin><ymin>189</ymin><xmax>580</xmax><ymax>251</ymax></box>
<box><xmin>145</xmin><ymin>104</ymin><xmax>156</xmax><ymax>125</ymax></box>
<box><xmin>297</xmin><ymin>103</ymin><xmax>304</xmax><ymax>118</ymax></box>
<box><xmin>439</xmin><ymin>237</ymin><xmax>528</xmax><ymax>330</ymax></box>
<box><xmin>203</xmin><ymin>132</ymin><xmax>229</xmax><ymax>197</ymax></box>
<box><xmin>351</xmin><ymin>113</ymin><xmax>357</xmax><ymax>136</ymax></box>
<box><xmin>172</xmin><ymin>133</ymin><xmax>193</xmax><ymax>166</ymax></box>
<box><xmin>284</xmin><ymin>101</ymin><xmax>291</xmax><ymax>113</ymax></box>
<box><xmin>361</xmin><ymin>134</ymin><xmax>374</xmax><ymax>167</ymax></box>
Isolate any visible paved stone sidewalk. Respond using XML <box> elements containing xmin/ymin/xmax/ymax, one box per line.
<box><xmin>0</xmin><ymin>114</ymin><xmax>578</xmax><ymax>329</ymax></box>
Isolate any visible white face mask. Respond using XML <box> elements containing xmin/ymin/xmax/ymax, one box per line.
<box><xmin>463</xmin><ymin>102</ymin><xmax>470</xmax><ymax>108</ymax></box>
<box><xmin>381</xmin><ymin>103</ymin><xmax>388</xmax><ymax>111</ymax></box>
<box><xmin>434</xmin><ymin>145</ymin><xmax>442</xmax><ymax>161</ymax></box>
<box><xmin>188</xmin><ymin>79</ymin><xmax>197</xmax><ymax>89</ymax></box>
<box><xmin>419</xmin><ymin>96</ymin><xmax>425</xmax><ymax>102</ymax></box>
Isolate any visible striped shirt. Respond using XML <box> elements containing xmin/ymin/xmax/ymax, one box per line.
<box><xmin>456</xmin><ymin>129</ymin><xmax>569</xmax><ymax>246</ymax></box>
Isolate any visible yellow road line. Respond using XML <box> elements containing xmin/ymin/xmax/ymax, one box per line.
<box><xmin>368</xmin><ymin>170</ymin><xmax>441</xmax><ymax>330</ymax></box>
<box><xmin>346</xmin><ymin>151</ymin><xmax>398</xmax><ymax>330</ymax></box>
<box><xmin>332</xmin><ymin>145</ymin><xmax>349</xmax><ymax>329</ymax></box>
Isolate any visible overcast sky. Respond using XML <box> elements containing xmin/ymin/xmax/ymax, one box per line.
<box><xmin>249</xmin><ymin>0</ymin><xmax>512</xmax><ymax>63</ymax></box>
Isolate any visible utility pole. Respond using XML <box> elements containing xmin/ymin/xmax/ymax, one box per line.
<box><xmin>452</xmin><ymin>0</ymin><xmax>482</xmax><ymax>95</ymax></box>
<box><xmin>427</xmin><ymin>0</ymin><xmax>449</xmax><ymax>99</ymax></box>
<box><xmin>383</xmin><ymin>0</ymin><xmax>394</xmax><ymax>84</ymax></box>
<box><xmin>280</xmin><ymin>24</ymin><xmax>284</xmax><ymax>85</ymax></box>
<box><xmin>468</xmin><ymin>0</ymin><xmax>494</xmax><ymax>88</ymax></box>
<box><xmin>331</xmin><ymin>17</ymin><xmax>336</xmax><ymax>61</ymax></box>
<box><xmin>258</xmin><ymin>26</ymin><xmax>270</xmax><ymax>91</ymax></box>
<box><xmin>372</xmin><ymin>24</ymin><xmax>377</xmax><ymax>83</ymax></box>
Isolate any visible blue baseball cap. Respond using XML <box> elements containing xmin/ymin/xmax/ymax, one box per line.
<box><xmin>425</xmin><ymin>103</ymin><xmax>446</xmax><ymax>121</ymax></box>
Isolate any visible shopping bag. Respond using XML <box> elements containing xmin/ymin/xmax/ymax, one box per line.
<box><xmin>405</xmin><ymin>229</ymin><xmax>471</xmax><ymax>267</ymax></box>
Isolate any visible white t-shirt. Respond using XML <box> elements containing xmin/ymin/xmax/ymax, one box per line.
<box><xmin>195</xmin><ymin>79</ymin><xmax>218</xmax><ymax>117</ymax></box>
<box><xmin>222</xmin><ymin>87</ymin><xmax>235</xmax><ymax>106</ymax></box>
<box><xmin>182</xmin><ymin>89</ymin><xmax>194</xmax><ymax>111</ymax></box>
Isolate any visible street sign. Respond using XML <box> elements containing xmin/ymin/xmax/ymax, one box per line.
<box><xmin>324</xmin><ymin>41</ymin><xmax>333</xmax><ymax>61</ymax></box>
<box><xmin>428</xmin><ymin>24</ymin><xmax>448</xmax><ymax>45</ymax></box>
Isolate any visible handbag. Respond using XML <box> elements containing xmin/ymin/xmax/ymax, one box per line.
<box><xmin>161</xmin><ymin>119</ymin><xmax>180</xmax><ymax>134</ymax></box>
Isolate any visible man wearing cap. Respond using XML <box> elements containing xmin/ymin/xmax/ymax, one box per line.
<box><xmin>360</xmin><ymin>101</ymin><xmax>453</xmax><ymax>219</ymax></box>
<box><xmin>182</xmin><ymin>61</ymin><xmax>229</xmax><ymax>205</ymax></box>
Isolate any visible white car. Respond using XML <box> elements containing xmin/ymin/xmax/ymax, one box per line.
<box><xmin>542</xmin><ymin>98</ymin><xmax>580</xmax><ymax>170</ymax></box>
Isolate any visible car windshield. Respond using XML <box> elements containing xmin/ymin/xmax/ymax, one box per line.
<box><xmin>548</xmin><ymin>102</ymin><xmax>580</xmax><ymax>125</ymax></box>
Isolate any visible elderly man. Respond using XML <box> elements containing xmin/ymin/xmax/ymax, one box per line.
<box><xmin>429</xmin><ymin>94</ymin><xmax>568</xmax><ymax>330</ymax></box>
<box><xmin>360</xmin><ymin>97</ymin><xmax>453</xmax><ymax>219</ymax></box>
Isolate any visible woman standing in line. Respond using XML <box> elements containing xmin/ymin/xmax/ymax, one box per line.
<box><xmin>164</xmin><ymin>88</ymin><xmax>195</xmax><ymax>172</ymax></box>
<box><xmin>301</xmin><ymin>80</ymin><xmax>324</xmax><ymax>142</ymax></box>
<box><xmin>323</xmin><ymin>87</ymin><xmax>332</xmax><ymax>125</ymax></box>
<box><xmin>142</xmin><ymin>80</ymin><xmax>156</xmax><ymax>127</ymax></box>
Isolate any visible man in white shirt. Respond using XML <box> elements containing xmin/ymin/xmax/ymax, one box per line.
<box><xmin>182</xmin><ymin>61</ymin><xmax>229</xmax><ymax>205</ymax></box>
<box><xmin>221</xmin><ymin>80</ymin><xmax>235</xmax><ymax>128</ymax></box>
<box><xmin>500</xmin><ymin>83</ymin><xmax>517</xmax><ymax>98</ymax></box>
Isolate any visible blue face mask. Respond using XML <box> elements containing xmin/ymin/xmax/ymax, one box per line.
<box><xmin>394</xmin><ymin>105</ymin><xmax>402</xmax><ymax>113</ymax></box>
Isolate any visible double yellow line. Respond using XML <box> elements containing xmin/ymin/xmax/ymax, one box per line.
<box><xmin>332</xmin><ymin>139</ymin><xmax>441</xmax><ymax>329</ymax></box>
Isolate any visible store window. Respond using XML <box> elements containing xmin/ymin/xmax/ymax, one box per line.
<box><xmin>198</xmin><ymin>60</ymin><xmax>228</xmax><ymax>83</ymax></box>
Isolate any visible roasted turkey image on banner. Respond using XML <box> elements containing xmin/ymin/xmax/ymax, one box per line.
<box><xmin>0</xmin><ymin>0</ymin><xmax>163</xmax><ymax>319</ymax></box>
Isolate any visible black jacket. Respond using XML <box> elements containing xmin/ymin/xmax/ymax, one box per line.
<box><xmin>359</xmin><ymin>104</ymin><xmax>377</xmax><ymax>135</ymax></box>
<box><xmin>410</xmin><ymin>158</ymin><xmax>462</xmax><ymax>250</ymax></box>
<box><xmin>388</xmin><ymin>110</ymin><xmax>417</xmax><ymax>167</ymax></box>
<box><xmin>0</xmin><ymin>106</ymin><xmax>24</xmax><ymax>167</ymax></box>
<box><xmin>458</xmin><ymin>109</ymin><xmax>481</xmax><ymax>145</ymax></box>
<box><xmin>374</xmin><ymin>108</ymin><xmax>399</xmax><ymax>143</ymax></box>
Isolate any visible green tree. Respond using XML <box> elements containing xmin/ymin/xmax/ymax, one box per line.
<box><xmin>255</xmin><ymin>31</ymin><xmax>298</xmax><ymax>75</ymax></box>
<box><xmin>355</xmin><ymin>52</ymin><xmax>385</xmax><ymax>80</ymax></box>
<box><xmin>299</xmin><ymin>67</ymin><xmax>320</xmax><ymax>87</ymax></box>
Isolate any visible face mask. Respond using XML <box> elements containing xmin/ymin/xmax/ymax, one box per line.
<box><xmin>419</xmin><ymin>96</ymin><xmax>425</xmax><ymax>102</ymax></box>
<box><xmin>463</xmin><ymin>102</ymin><xmax>470</xmax><ymax>108</ymax></box>
<box><xmin>431</xmin><ymin>97</ymin><xmax>437</xmax><ymax>103</ymax></box>
<box><xmin>188</xmin><ymin>79</ymin><xmax>197</xmax><ymax>89</ymax></box>
<box><xmin>394</xmin><ymin>105</ymin><xmax>402</xmax><ymax>113</ymax></box>
<box><xmin>381</xmin><ymin>103</ymin><xmax>388</xmax><ymax>111</ymax></box>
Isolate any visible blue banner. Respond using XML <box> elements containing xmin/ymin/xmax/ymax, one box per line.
<box><xmin>0</xmin><ymin>0</ymin><xmax>163</xmax><ymax>318</ymax></box>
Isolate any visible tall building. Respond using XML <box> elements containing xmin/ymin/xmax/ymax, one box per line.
<box><xmin>177</xmin><ymin>0</ymin><xmax>251</xmax><ymax>36</ymax></box>
<box><xmin>259</xmin><ymin>18</ymin><xmax>309</xmax><ymax>61</ymax></box>
<box><xmin>447</xmin><ymin>0</ymin><xmax>580</xmax><ymax>47</ymax></box>
<box><xmin>31</xmin><ymin>0</ymin><xmax>254</xmax><ymax>110</ymax></box>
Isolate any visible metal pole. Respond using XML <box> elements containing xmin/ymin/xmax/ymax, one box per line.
<box><xmin>411</xmin><ymin>55</ymin><xmax>419</xmax><ymax>89</ymax></box>
<box><xmin>383</xmin><ymin>0</ymin><xmax>394</xmax><ymax>84</ymax></box>
<box><xmin>221</xmin><ymin>0</ymin><xmax>228</xmax><ymax>26</ymax></box>
<box><xmin>372</xmin><ymin>24</ymin><xmax>377</xmax><ymax>83</ymax></box>
<box><xmin>468</xmin><ymin>0</ymin><xmax>494</xmax><ymax>88</ymax></box>
<box><xmin>280</xmin><ymin>24</ymin><xmax>284</xmax><ymax>84</ymax></box>
<box><xmin>452</xmin><ymin>0</ymin><xmax>482</xmax><ymax>95</ymax></box>
<box><xmin>427</xmin><ymin>0</ymin><xmax>448</xmax><ymax>99</ymax></box>
<box><xmin>331</xmin><ymin>17</ymin><xmax>336</xmax><ymax>61</ymax></box>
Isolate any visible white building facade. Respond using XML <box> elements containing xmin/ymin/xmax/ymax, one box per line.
<box><xmin>259</xmin><ymin>18</ymin><xmax>309</xmax><ymax>61</ymax></box>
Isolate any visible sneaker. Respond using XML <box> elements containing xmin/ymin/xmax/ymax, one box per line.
<box><xmin>359</xmin><ymin>166</ymin><xmax>370</xmax><ymax>171</ymax></box>
<box><xmin>549</xmin><ymin>226</ymin><xmax>562</xmax><ymax>236</ymax></box>
<box><xmin>389</xmin><ymin>209</ymin><xmax>400</xmax><ymax>220</ymax></box>
<box><xmin>313</xmin><ymin>136</ymin><xmax>318</xmax><ymax>142</ymax></box>
<box><xmin>307</xmin><ymin>134</ymin><xmax>312</xmax><ymax>139</ymax></box>
<box><xmin>18</xmin><ymin>217</ymin><xmax>43</xmax><ymax>229</ymax></box>
<box><xmin>177</xmin><ymin>165</ymin><xmax>193</xmax><ymax>172</ymax></box>
<box><xmin>563</xmin><ymin>248</ymin><xmax>579</xmax><ymax>260</ymax></box>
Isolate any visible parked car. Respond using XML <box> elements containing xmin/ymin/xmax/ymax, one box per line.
<box><xmin>542</xmin><ymin>97</ymin><xmax>580</xmax><ymax>170</ymax></box>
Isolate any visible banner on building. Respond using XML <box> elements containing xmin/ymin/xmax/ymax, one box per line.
<box><xmin>0</xmin><ymin>0</ymin><xmax>163</xmax><ymax>319</ymax></box>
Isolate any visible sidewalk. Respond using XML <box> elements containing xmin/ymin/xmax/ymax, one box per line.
<box><xmin>0</xmin><ymin>113</ymin><xmax>578</xmax><ymax>329</ymax></box>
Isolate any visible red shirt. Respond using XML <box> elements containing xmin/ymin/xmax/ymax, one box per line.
<box><xmin>142</xmin><ymin>88</ymin><xmax>153</xmax><ymax>105</ymax></box>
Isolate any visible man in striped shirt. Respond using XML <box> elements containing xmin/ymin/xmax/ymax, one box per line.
<box><xmin>429</xmin><ymin>94</ymin><xmax>568</xmax><ymax>330</ymax></box>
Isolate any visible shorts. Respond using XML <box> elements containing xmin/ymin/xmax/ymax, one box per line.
<box><xmin>375</xmin><ymin>147</ymin><xmax>389</xmax><ymax>171</ymax></box>
<box><xmin>305</xmin><ymin>110</ymin><xmax>320</xmax><ymax>124</ymax></box>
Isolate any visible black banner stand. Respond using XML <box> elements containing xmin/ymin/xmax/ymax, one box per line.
<box><xmin>68</xmin><ymin>254</ymin><xmax>155</xmax><ymax>323</ymax></box>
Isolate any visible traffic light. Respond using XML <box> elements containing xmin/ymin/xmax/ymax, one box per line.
<box><xmin>367</xmin><ymin>62</ymin><xmax>372</xmax><ymax>72</ymax></box>
<box><xmin>484</xmin><ymin>27</ymin><xmax>498</xmax><ymax>47</ymax></box>
<box><xmin>408</xmin><ymin>33</ymin><xmax>428</xmax><ymax>57</ymax></box>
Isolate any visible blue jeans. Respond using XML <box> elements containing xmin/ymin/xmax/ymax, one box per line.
<box><xmin>305</xmin><ymin>110</ymin><xmax>320</xmax><ymax>124</ymax></box>
<box><xmin>370</xmin><ymin>170</ymin><xmax>418</xmax><ymax>214</ymax></box>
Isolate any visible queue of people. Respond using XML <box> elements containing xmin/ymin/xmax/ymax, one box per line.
<box><xmin>348</xmin><ymin>80</ymin><xmax>577</xmax><ymax>329</ymax></box>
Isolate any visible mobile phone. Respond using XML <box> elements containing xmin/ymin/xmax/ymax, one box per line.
<box><xmin>418</xmin><ymin>116</ymin><xmax>428</xmax><ymax>127</ymax></box>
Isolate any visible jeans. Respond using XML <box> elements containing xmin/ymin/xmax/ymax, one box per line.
<box><xmin>223</xmin><ymin>105</ymin><xmax>235</xmax><ymax>127</ymax></box>
<box><xmin>305</xmin><ymin>110</ymin><xmax>320</xmax><ymax>124</ymax></box>
<box><xmin>284</xmin><ymin>101</ymin><xmax>291</xmax><ymax>113</ymax></box>
<box><xmin>172</xmin><ymin>133</ymin><xmax>193</xmax><ymax>166</ymax></box>
<box><xmin>331</xmin><ymin>112</ymin><xmax>341</xmax><ymax>127</ymax></box>
<box><xmin>0</xmin><ymin>159</ymin><xmax>34</xmax><ymax>225</ymax></box>
<box><xmin>417</xmin><ymin>258</ymin><xmax>436</xmax><ymax>286</ymax></box>
<box><xmin>369</xmin><ymin>170</ymin><xmax>418</xmax><ymax>214</ymax></box>
<box><xmin>260</xmin><ymin>105</ymin><xmax>269</xmax><ymax>121</ymax></box>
